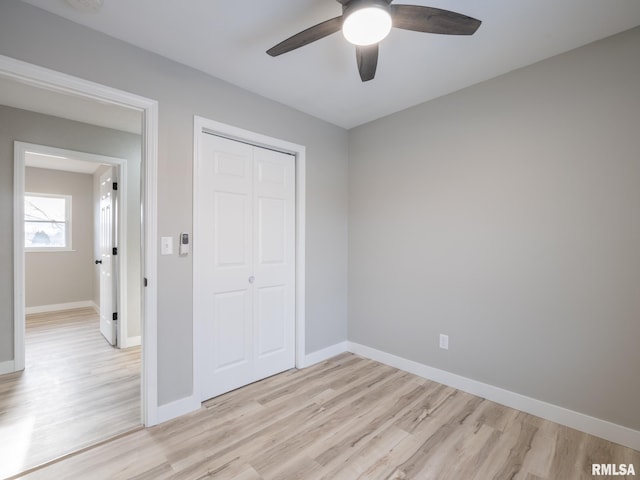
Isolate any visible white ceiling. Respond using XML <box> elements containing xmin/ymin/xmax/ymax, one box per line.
<box><xmin>19</xmin><ymin>0</ymin><xmax>640</xmax><ymax>129</ymax></box>
<box><xmin>25</xmin><ymin>151</ymin><xmax>102</xmax><ymax>174</ymax></box>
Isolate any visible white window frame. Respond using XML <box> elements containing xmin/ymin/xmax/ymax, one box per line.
<box><xmin>24</xmin><ymin>192</ymin><xmax>73</xmax><ymax>252</ymax></box>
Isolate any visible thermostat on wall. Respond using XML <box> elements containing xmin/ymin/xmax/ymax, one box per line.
<box><xmin>179</xmin><ymin>233</ymin><xmax>189</xmax><ymax>256</ymax></box>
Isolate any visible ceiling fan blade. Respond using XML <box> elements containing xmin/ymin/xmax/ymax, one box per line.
<box><xmin>356</xmin><ymin>44</ymin><xmax>378</xmax><ymax>82</ymax></box>
<box><xmin>391</xmin><ymin>5</ymin><xmax>481</xmax><ymax>35</ymax></box>
<box><xmin>267</xmin><ymin>16</ymin><xmax>343</xmax><ymax>57</ymax></box>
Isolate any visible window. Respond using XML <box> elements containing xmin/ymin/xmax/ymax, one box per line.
<box><xmin>24</xmin><ymin>193</ymin><xmax>72</xmax><ymax>251</ymax></box>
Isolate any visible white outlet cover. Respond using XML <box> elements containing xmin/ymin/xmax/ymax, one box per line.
<box><xmin>439</xmin><ymin>334</ymin><xmax>449</xmax><ymax>350</ymax></box>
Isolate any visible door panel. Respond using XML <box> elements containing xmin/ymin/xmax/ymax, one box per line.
<box><xmin>214</xmin><ymin>192</ymin><xmax>249</xmax><ymax>267</ymax></box>
<box><xmin>215</xmin><ymin>151</ymin><xmax>247</xmax><ymax>178</ymax></box>
<box><xmin>257</xmin><ymin>285</ymin><xmax>286</xmax><ymax>357</ymax></box>
<box><xmin>257</xmin><ymin>160</ymin><xmax>287</xmax><ymax>186</ymax></box>
<box><xmin>198</xmin><ymin>133</ymin><xmax>295</xmax><ymax>400</ymax></box>
<box><xmin>99</xmin><ymin>168</ymin><xmax>117</xmax><ymax>346</ymax></box>
<box><xmin>214</xmin><ymin>290</ymin><xmax>251</xmax><ymax>369</ymax></box>
<box><xmin>253</xmin><ymin>147</ymin><xmax>295</xmax><ymax>379</ymax></box>
<box><xmin>257</xmin><ymin>198</ymin><xmax>285</xmax><ymax>264</ymax></box>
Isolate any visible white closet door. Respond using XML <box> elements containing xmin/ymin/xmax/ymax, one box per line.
<box><xmin>198</xmin><ymin>133</ymin><xmax>295</xmax><ymax>400</ymax></box>
<box><xmin>253</xmin><ymin>146</ymin><xmax>295</xmax><ymax>379</ymax></box>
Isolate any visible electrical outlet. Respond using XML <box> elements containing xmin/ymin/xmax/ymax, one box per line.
<box><xmin>439</xmin><ymin>334</ymin><xmax>449</xmax><ymax>350</ymax></box>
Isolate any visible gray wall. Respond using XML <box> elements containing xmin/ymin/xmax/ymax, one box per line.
<box><xmin>0</xmin><ymin>2</ymin><xmax>349</xmax><ymax>404</ymax></box>
<box><xmin>348</xmin><ymin>27</ymin><xmax>640</xmax><ymax>430</ymax></box>
<box><xmin>25</xmin><ymin>167</ymin><xmax>93</xmax><ymax>308</ymax></box>
<box><xmin>0</xmin><ymin>105</ymin><xmax>142</xmax><ymax>361</ymax></box>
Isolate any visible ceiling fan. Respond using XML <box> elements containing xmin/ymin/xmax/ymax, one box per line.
<box><xmin>267</xmin><ymin>0</ymin><xmax>481</xmax><ymax>82</ymax></box>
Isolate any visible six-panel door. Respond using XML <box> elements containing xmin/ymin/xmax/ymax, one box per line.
<box><xmin>198</xmin><ymin>133</ymin><xmax>295</xmax><ymax>400</ymax></box>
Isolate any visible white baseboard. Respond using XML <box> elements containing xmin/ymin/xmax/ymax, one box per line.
<box><xmin>0</xmin><ymin>360</ymin><xmax>16</xmax><ymax>375</ymax></box>
<box><xmin>347</xmin><ymin>341</ymin><xmax>640</xmax><ymax>452</ymax></box>
<box><xmin>156</xmin><ymin>394</ymin><xmax>201</xmax><ymax>424</ymax></box>
<box><xmin>122</xmin><ymin>335</ymin><xmax>141</xmax><ymax>348</ymax></box>
<box><xmin>25</xmin><ymin>300</ymin><xmax>96</xmax><ymax>314</ymax></box>
<box><xmin>302</xmin><ymin>341</ymin><xmax>348</xmax><ymax>368</ymax></box>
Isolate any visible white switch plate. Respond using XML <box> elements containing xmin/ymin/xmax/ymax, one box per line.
<box><xmin>161</xmin><ymin>236</ymin><xmax>173</xmax><ymax>255</ymax></box>
<box><xmin>439</xmin><ymin>334</ymin><xmax>449</xmax><ymax>350</ymax></box>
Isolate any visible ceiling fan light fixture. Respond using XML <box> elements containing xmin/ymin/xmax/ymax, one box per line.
<box><xmin>342</xmin><ymin>4</ymin><xmax>392</xmax><ymax>46</ymax></box>
<box><xmin>266</xmin><ymin>0</ymin><xmax>481</xmax><ymax>82</ymax></box>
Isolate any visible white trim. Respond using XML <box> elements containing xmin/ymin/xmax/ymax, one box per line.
<box><xmin>0</xmin><ymin>55</ymin><xmax>154</xmax><ymax>112</ymax></box>
<box><xmin>347</xmin><ymin>341</ymin><xmax>640</xmax><ymax>451</ymax></box>
<box><xmin>24</xmin><ymin>248</ymin><xmax>76</xmax><ymax>253</ymax></box>
<box><xmin>13</xmin><ymin>146</ymin><xmax>25</xmax><ymax>372</ymax></box>
<box><xmin>156</xmin><ymin>394</ymin><xmax>201</xmax><ymax>425</ymax></box>
<box><xmin>1</xmin><ymin>54</ymin><xmax>158</xmax><ymax>427</ymax></box>
<box><xmin>295</xmin><ymin>149</ymin><xmax>306</xmax><ymax>371</ymax></box>
<box><xmin>303</xmin><ymin>341</ymin><xmax>348</xmax><ymax>368</ymax></box>
<box><xmin>0</xmin><ymin>361</ymin><xmax>16</xmax><ymax>375</ymax></box>
<box><xmin>16</xmin><ymin>142</ymin><xmax>130</xmax><ymax>350</ymax></box>
<box><xmin>142</xmin><ymin>99</ymin><xmax>159</xmax><ymax>426</ymax></box>
<box><xmin>25</xmin><ymin>300</ymin><xmax>96</xmax><ymax>315</ymax></box>
<box><xmin>193</xmin><ymin>116</ymin><xmax>307</xmax><ymax>405</ymax></box>
<box><xmin>122</xmin><ymin>335</ymin><xmax>141</xmax><ymax>349</ymax></box>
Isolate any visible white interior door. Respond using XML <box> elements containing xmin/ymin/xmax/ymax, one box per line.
<box><xmin>198</xmin><ymin>133</ymin><xmax>295</xmax><ymax>400</ymax></box>
<box><xmin>99</xmin><ymin>168</ymin><xmax>117</xmax><ymax>346</ymax></box>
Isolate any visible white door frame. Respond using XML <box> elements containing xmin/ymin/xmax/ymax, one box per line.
<box><xmin>15</xmin><ymin>142</ymin><xmax>130</xmax><ymax>347</ymax></box>
<box><xmin>193</xmin><ymin>115</ymin><xmax>306</xmax><ymax>402</ymax></box>
<box><xmin>1</xmin><ymin>54</ymin><xmax>160</xmax><ymax>426</ymax></box>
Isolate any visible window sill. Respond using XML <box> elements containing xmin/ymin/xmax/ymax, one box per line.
<box><xmin>25</xmin><ymin>248</ymin><xmax>76</xmax><ymax>253</ymax></box>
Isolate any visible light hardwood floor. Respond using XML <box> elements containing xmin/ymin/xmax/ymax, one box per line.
<box><xmin>0</xmin><ymin>308</ymin><xmax>141</xmax><ymax>479</ymax></box>
<box><xmin>13</xmin><ymin>352</ymin><xmax>638</xmax><ymax>480</ymax></box>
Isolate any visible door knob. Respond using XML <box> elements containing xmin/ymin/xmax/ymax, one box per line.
<box><xmin>248</xmin><ymin>276</ymin><xmax>255</xmax><ymax>284</ymax></box>
<box><xmin>95</xmin><ymin>259</ymin><xmax>102</xmax><ymax>264</ymax></box>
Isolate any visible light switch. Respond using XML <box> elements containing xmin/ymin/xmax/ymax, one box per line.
<box><xmin>161</xmin><ymin>236</ymin><xmax>173</xmax><ymax>255</ymax></box>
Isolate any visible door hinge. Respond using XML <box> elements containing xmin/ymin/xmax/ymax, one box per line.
<box><xmin>144</xmin><ymin>277</ymin><xmax>148</xmax><ymax>287</ymax></box>
<box><xmin>112</xmin><ymin>247</ymin><xmax>118</xmax><ymax>255</ymax></box>
<box><xmin>113</xmin><ymin>182</ymin><xmax>118</xmax><ymax>190</ymax></box>
<box><xmin>112</xmin><ymin>312</ymin><xmax>118</xmax><ymax>321</ymax></box>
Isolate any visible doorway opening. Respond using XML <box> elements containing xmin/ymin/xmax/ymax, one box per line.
<box><xmin>5</xmin><ymin>141</ymin><xmax>141</xmax><ymax>477</ymax></box>
<box><xmin>0</xmin><ymin>54</ymin><xmax>159</xmax><ymax>477</ymax></box>
<box><xmin>15</xmin><ymin>142</ymin><xmax>138</xmax><ymax>351</ymax></box>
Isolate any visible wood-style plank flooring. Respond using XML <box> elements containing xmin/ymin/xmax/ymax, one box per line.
<box><xmin>15</xmin><ymin>353</ymin><xmax>639</xmax><ymax>480</ymax></box>
<box><xmin>0</xmin><ymin>308</ymin><xmax>141</xmax><ymax>479</ymax></box>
